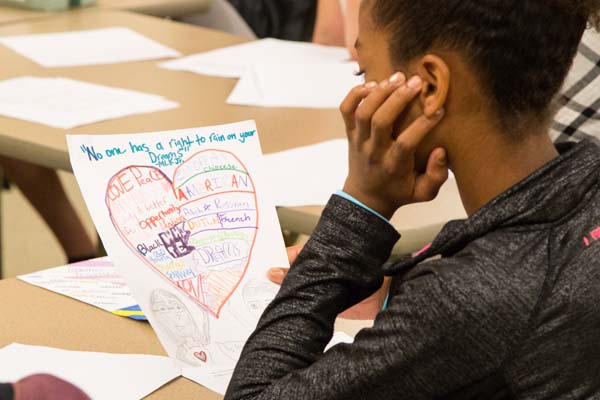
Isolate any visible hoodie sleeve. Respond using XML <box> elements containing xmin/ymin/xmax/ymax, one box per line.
<box><xmin>225</xmin><ymin>195</ymin><xmax>517</xmax><ymax>400</ymax></box>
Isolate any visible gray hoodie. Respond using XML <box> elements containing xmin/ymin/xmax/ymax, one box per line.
<box><xmin>226</xmin><ymin>141</ymin><xmax>600</xmax><ymax>399</ymax></box>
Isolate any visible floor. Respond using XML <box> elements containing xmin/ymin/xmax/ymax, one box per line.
<box><xmin>1</xmin><ymin>171</ymin><xmax>97</xmax><ymax>278</ymax></box>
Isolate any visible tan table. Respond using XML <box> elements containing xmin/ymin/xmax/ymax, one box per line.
<box><xmin>0</xmin><ymin>5</ymin><xmax>50</xmax><ymax>25</ymax></box>
<box><xmin>0</xmin><ymin>10</ymin><xmax>467</xmax><ymax>255</ymax></box>
<box><xmin>0</xmin><ymin>278</ymin><xmax>215</xmax><ymax>398</ymax></box>
<box><xmin>0</xmin><ymin>277</ymin><xmax>369</xmax><ymax>398</ymax></box>
<box><xmin>0</xmin><ymin>0</ymin><xmax>210</xmax><ymax>25</ymax></box>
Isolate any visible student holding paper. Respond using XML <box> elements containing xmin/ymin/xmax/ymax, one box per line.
<box><xmin>226</xmin><ymin>0</ymin><xmax>600</xmax><ymax>398</ymax></box>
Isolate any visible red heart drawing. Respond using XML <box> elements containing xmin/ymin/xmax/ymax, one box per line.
<box><xmin>194</xmin><ymin>351</ymin><xmax>208</xmax><ymax>363</ymax></box>
<box><xmin>106</xmin><ymin>149</ymin><xmax>258</xmax><ymax>318</ymax></box>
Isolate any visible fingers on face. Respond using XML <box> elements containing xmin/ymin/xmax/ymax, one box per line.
<box><xmin>340</xmin><ymin>84</ymin><xmax>372</xmax><ymax>133</ymax></box>
<box><xmin>391</xmin><ymin>109</ymin><xmax>445</xmax><ymax>159</ymax></box>
<box><xmin>354</xmin><ymin>73</ymin><xmax>407</xmax><ymax>142</ymax></box>
<box><xmin>370</xmin><ymin>77</ymin><xmax>425</xmax><ymax>148</ymax></box>
<box><xmin>413</xmin><ymin>147</ymin><xmax>449</xmax><ymax>202</ymax></box>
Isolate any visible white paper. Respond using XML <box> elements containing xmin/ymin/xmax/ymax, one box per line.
<box><xmin>263</xmin><ymin>138</ymin><xmax>455</xmax><ymax>207</ymax></box>
<box><xmin>18</xmin><ymin>257</ymin><xmax>145</xmax><ymax>320</ymax></box>
<box><xmin>0</xmin><ymin>334</ymin><xmax>352</xmax><ymax>399</ymax></box>
<box><xmin>67</xmin><ymin>121</ymin><xmax>289</xmax><ymax>394</ymax></box>
<box><xmin>262</xmin><ymin>139</ymin><xmax>349</xmax><ymax>206</ymax></box>
<box><xmin>227</xmin><ymin>62</ymin><xmax>363</xmax><ymax>109</ymax></box>
<box><xmin>160</xmin><ymin>38</ymin><xmax>349</xmax><ymax>78</ymax></box>
<box><xmin>0</xmin><ymin>76</ymin><xmax>178</xmax><ymax>129</ymax></box>
<box><xmin>324</xmin><ymin>331</ymin><xmax>355</xmax><ymax>352</ymax></box>
<box><xmin>0</xmin><ymin>343</ymin><xmax>179</xmax><ymax>400</ymax></box>
<box><xmin>0</xmin><ymin>27</ymin><xmax>181</xmax><ymax>67</ymax></box>
<box><xmin>181</xmin><ymin>330</ymin><xmax>354</xmax><ymax>394</ymax></box>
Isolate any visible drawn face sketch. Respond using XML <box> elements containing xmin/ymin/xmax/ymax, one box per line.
<box><xmin>216</xmin><ymin>341</ymin><xmax>246</xmax><ymax>361</ymax></box>
<box><xmin>242</xmin><ymin>280</ymin><xmax>278</xmax><ymax>318</ymax></box>
<box><xmin>150</xmin><ymin>289</ymin><xmax>210</xmax><ymax>345</ymax></box>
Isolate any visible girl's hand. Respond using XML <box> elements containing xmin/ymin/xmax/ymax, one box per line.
<box><xmin>267</xmin><ymin>245</ymin><xmax>389</xmax><ymax>320</ymax></box>
<box><xmin>267</xmin><ymin>245</ymin><xmax>303</xmax><ymax>284</ymax></box>
<box><xmin>341</xmin><ymin>73</ymin><xmax>448</xmax><ymax>219</ymax></box>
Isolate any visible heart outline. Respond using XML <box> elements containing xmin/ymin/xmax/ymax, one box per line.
<box><xmin>194</xmin><ymin>351</ymin><xmax>208</xmax><ymax>363</ymax></box>
<box><xmin>105</xmin><ymin>149</ymin><xmax>260</xmax><ymax>318</ymax></box>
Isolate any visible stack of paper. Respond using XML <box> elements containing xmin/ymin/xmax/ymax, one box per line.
<box><xmin>227</xmin><ymin>62</ymin><xmax>363</xmax><ymax>109</ymax></box>
<box><xmin>18</xmin><ymin>257</ymin><xmax>145</xmax><ymax>320</ymax></box>
<box><xmin>0</xmin><ymin>76</ymin><xmax>178</xmax><ymax>129</ymax></box>
<box><xmin>160</xmin><ymin>38</ymin><xmax>350</xmax><ymax>78</ymax></box>
<box><xmin>161</xmin><ymin>38</ymin><xmax>359</xmax><ymax>109</ymax></box>
<box><xmin>0</xmin><ymin>27</ymin><xmax>181</xmax><ymax>67</ymax></box>
<box><xmin>263</xmin><ymin>139</ymin><xmax>349</xmax><ymax>206</ymax></box>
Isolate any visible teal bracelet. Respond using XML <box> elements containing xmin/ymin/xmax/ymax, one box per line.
<box><xmin>335</xmin><ymin>191</ymin><xmax>390</xmax><ymax>223</ymax></box>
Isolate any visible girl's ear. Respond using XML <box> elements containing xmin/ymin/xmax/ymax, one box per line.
<box><xmin>416</xmin><ymin>54</ymin><xmax>450</xmax><ymax>117</ymax></box>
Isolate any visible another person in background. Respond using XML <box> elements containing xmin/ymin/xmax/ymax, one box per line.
<box><xmin>551</xmin><ymin>28</ymin><xmax>600</xmax><ymax>143</ymax></box>
<box><xmin>186</xmin><ymin>0</ymin><xmax>361</xmax><ymax>57</ymax></box>
<box><xmin>186</xmin><ymin>0</ymin><xmax>318</xmax><ymax>42</ymax></box>
<box><xmin>227</xmin><ymin>0</ymin><xmax>317</xmax><ymax>41</ymax></box>
<box><xmin>313</xmin><ymin>0</ymin><xmax>361</xmax><ymax>59</ymax></box>
<box><xmin>0</xmin><ymin>157</ymin><xmax>96</xmax><ymax>264</ymax></box>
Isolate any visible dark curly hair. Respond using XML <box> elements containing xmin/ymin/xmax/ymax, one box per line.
<box><xmin>371</xmin><ymin>0</ymin><xmax>600</xmax><ymax>132</ymax></box>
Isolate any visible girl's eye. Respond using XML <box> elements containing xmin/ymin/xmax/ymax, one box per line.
<box><xmin>354</xmin><ymin>69</ymin><xmax>365</xmax><ymax>77</ymax></box>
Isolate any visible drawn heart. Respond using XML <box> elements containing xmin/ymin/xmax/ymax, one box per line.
<box><xmin>106</xmin><ymin>149</ymin><xmax>258</xmax><ymax>318</ymax></box>
<box><xmin>194</xmin><ymin>351</ymin><xmax>208</xmax><ymax>363</ymax></box>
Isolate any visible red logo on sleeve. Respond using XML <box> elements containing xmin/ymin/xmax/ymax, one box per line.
<box><xmin>583</xmin><ymin>226</ymin><xmax>600</xmax><ymax>247</ymax></box>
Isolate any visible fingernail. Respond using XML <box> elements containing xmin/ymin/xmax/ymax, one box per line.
<box><xmin>364</xmin><ymin>81</ymin><xmax>377</xmax><ymax>89</ymax></box>
<box><xmin>389</xmin><ymin>72</ymin><xmax>404</xmax><ymax>84</ymax></box>
<box><xmin>379</xmin><ymin>79</ymin><xmax>389</xmax><ymax>88</ymax></box>
<box><xmin>407</xmin><ymin>75</ymin><xmax>422</xmax><ymax>89</ymax></box>
<box><xmin>437</xmin><ymin>152</ymin><xmax>447</xmax><ymax>166</ymax></box>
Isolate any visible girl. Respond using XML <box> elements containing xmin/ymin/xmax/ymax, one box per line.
<box><xmin>226</xmin><ymin>0</ymin><xmax>600</xmax><ymax>398</ymax></box>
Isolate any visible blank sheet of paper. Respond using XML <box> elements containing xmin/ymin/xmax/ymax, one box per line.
<box><xmin>18</xmin><ymin>257</ymin><xmax>144</xmax><ymax>320</ymax></box>
<box><xmin>0</xmin><ymin>76</ymin><xmax>178</xmax><ymax>129</ymax></box>
<box><xmin>227</xmin><ymin>62</ymin><xmax>363</xmax><ymax>109</ymax></box>
<box><xmin>325</xmin><ymin>332</ymin><xmax>355</xmax><ymax>352</ymax></box>
<box><xmin>263</xmin><ymin>139</ymin><xmax>349</xmax><ymax>206</ymax></box>
<box><xmin>160</xmin><ymin>38</ymin><xmax>349</xmax><ymax>78</ymax></box>
<box><xmin>0</xmin><ymin>27</ymin><xmax>181</xmax><ymax>67</ymax></box>
<box><xmin>0</xmin><ymin>344</ymin><xmax>180</xmax><ymax>400</ymax></box>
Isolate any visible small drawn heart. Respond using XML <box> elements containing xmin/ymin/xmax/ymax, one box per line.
<box><xmin>194</xmin><ymin>351</ymin><xmax>208</xmax><ymax>363</ymax></box>
<box><xmin>106</xmin><ymin>150</ymin><xmax>258</xmax><ymax>318</ymax></box>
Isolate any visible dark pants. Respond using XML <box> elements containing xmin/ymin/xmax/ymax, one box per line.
<box><xmin>227</xmin><ymin>0</ymin><xmax>317</xmax><ymax>41</ymax></box>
